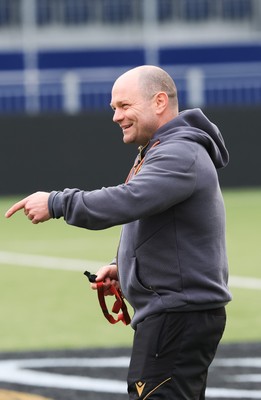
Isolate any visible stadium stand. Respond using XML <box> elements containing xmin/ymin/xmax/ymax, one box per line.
<box><xmin>0</xmin><ymin>0</ymin><xmax>260</xmax><ymax>114</ymax></box>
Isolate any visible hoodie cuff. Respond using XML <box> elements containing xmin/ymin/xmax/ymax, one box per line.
<box><xmin>48</xmin><ymin>191</ymin><xmax>63</xmax><ymax>219</ymax></box>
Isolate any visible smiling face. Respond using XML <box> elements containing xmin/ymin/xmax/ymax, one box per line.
<box><xmin>110</xmin><ymin>70</ymin><xmax>161</xmax><ymax>146</ymax></box>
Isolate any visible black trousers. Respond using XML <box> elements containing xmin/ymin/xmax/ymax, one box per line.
<box><xmin>127</xmin><ymin>308</ymin><xmax>226</xmax><ymax>399</ymax></box>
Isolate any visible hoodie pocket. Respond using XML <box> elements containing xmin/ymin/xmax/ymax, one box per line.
<box><xmin>135</xmin><ymin>219</ymin><xmax>182</xmax><ymax>293</ymax></box>
<box><xmin>122</xmin><ymin>257</ymin><xmax>163</xmax><ymax>312</ymax></box>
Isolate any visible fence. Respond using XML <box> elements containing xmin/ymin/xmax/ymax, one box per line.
<box><xmin>0</xmin><ymin>62</ymin><xmax>260</xmax><ymax>114</ymax></box>
<box><xmin>0</xmin><ymin>0</ymin><xmax>260</xmax><ymax>114</ymax></box>
<box><xmin>0</xmin><ymin>0</ymin><xmax>258</xmax><ymax>27</ymax></box>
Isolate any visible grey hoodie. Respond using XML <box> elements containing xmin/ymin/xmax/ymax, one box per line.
<box><xmin>49</xmin><ymin>108</ymin><xmax>232</xmax><ymax>328</ymax></box>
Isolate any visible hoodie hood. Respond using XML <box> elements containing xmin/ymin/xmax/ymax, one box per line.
<box><xmin>154</xmin><ymin>108</ymin><xmax>229</xmax><ymax>169</ymax></box>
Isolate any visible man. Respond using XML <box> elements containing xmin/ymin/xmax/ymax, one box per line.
<box><xmin>6</xmin><ymin>65</ymin><xmax>231</xmax><ymax>399</ymax></box>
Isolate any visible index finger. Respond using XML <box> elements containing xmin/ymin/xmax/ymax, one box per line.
<box><xmin>5</xmin><ymin>198</ymin><xmax>28</xmax><ymax>218</ymax></box>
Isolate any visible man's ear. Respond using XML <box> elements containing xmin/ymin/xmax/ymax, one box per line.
<box><xmin>155</xmin><ymin>92</ymin><xmax>168</xmax><ymax>114</ymax></box>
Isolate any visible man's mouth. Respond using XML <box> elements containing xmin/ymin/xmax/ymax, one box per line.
<box><xmin>121</xmin><ymin>124</ymin><xmax>132</xmax><ymax>132</ymax></box>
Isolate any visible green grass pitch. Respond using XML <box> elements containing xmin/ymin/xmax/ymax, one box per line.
<box><xmin>0</xmin><ymin>188</ymin><xmax>260</xmax><ymax>351</ymax></box>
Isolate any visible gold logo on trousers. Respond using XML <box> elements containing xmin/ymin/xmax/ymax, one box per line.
<box><xmin>135</xmin><ymin>381</ymin><xmax>146</xmax><ymax>397</ymax></box>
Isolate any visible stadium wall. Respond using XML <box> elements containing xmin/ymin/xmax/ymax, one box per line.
<box><xmin>0</xmin><ymin>106</ymin><xmax>260</xmax><ymax>196</ymax></box>
<box><xmin>1</xmin><ymin>43</ymin><xmax>261</xmax><ymax>71</ymax></box>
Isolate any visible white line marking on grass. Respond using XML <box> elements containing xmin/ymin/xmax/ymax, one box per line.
<box><xmin>215</xmin><ymin>358</ymin><xmax>261</xmax><ymax>368</ymax></box>
<box><xmin>207</xmin><ymin>357</ymin><xmax>261</xmax><ymax>398</ymax></box>
<box><xmin>0</xmin><ymin>358</ymin><xmax>128</xmax><ymax>393</ymax></box>
<box><xmin>1</xmin><ymin>357</ymin><xmax>261</xmax><ymax>397</ymax></box>
<box><xmin>228</xmin><ymin>275</ymin><xmax>261</xmax><ymax>290</ymax></box>
<box><xmin>206</xmin><ymin>388</ymin><xmax>261</xmax><ymax>398</ymax></box>
<box><xmin>0</xmin><ymin>251</ymin><xmax>103</xmax><ymax>272</ymax></box>
<box><xmin>0</xmin><ymin>251</ymin><xmax>261</xmax><ymax>290</ymax></box>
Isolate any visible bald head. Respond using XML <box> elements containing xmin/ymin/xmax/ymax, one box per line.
<box><xmin>114</xmin><ymin>65</ymin><xmax>178</xmax><ymax>109</ymax></box>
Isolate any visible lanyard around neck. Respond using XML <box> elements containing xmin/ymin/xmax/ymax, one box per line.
<box><xmin>125</xmin><ymin>140</ymin><xmax>160</xmax><ymax>183</ymax></box>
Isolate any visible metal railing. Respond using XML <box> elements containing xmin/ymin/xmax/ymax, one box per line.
<box><xmin>0</xmin><ymin>63</ymin><xmax>260</xmax><ymax>114</ymax></box>
<box><xmin>0</xmin><ymin>0</ymin><xmax>260</xmax><ymax>114</ymax></box>
<box><xmin>0</xmin><ymin>0</ymin><xmax>258</xmax><ymax>27</ymax></box>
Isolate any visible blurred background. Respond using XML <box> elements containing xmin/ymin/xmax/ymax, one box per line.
<box><xmin>0</xmin><ymin>0</ymin><xmax>260</xmax><ymax>193</ymax></box>
<box><xmin>0</xmin><ymin>0</ymin><xmax>260</xmax><ymax>114</ymax></box>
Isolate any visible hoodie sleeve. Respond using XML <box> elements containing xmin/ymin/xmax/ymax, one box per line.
<box><xmin>48</xmin><ymin>141</ymin><xmax>197</xmax><ymax>230</ymax></box>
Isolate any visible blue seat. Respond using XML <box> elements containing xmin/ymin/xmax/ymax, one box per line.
<box><xmin>182</xmin><ymin>0</ymin><xmax>210</xmax><ymax>21</ymax></box>
<box><xmin>64</xmin><ymin>0</ymin><xmax>90</xmax><ymax>24</ymax></box>
<box><xmin>158</xmin><ymin>0</ymin><xmax>174</xmax><ymax>22</ymax></box>
<box><xmin>222</xmin><ymin>0</ymin><xmax>252</xmax><ymax>20</ymax></box>
<box><xmin>0</xmin><ymin>0</ymin><xmax>12</xmax><ymax>26</ymax></box>
<box><xmin>101</xmin><ymin>0</ymin><xmax>135</xmax><ymax>24</ymax></box>
<box><xmin>36</xmin><ymin>0</ymin><xmax>52</xmax><ymax>25</ymax></box>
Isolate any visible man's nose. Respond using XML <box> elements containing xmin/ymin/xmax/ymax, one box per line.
<box><xmin>113</xmin><ymin>108</ymin><xmax>124</xmax><ymax>123</ymax></box>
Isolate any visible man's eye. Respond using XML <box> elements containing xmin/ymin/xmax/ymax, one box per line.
<box><xmin>122</xmin><ymin>104</ymin><xmax>129</xmax><ymax>109</ymax></box>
